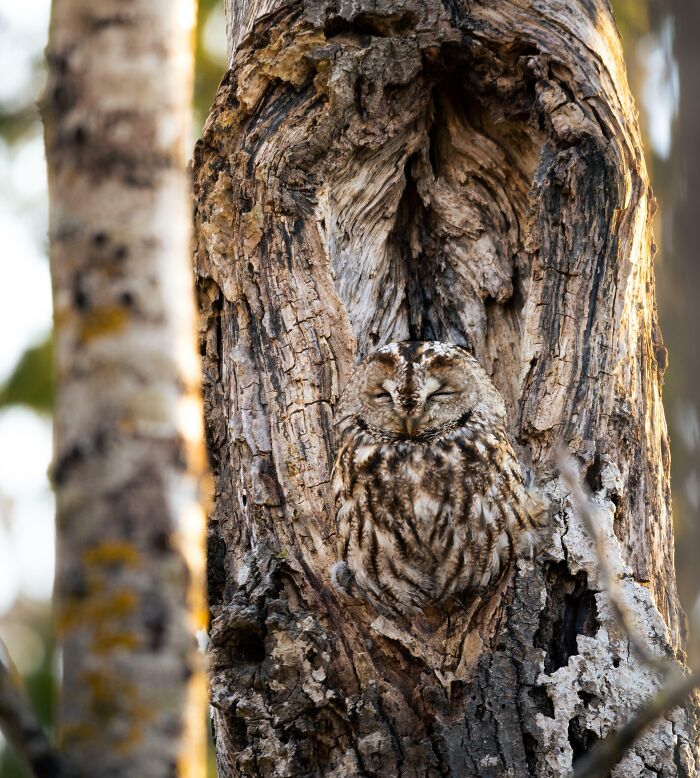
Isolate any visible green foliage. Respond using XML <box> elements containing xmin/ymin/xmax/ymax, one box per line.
<box><xmin>0</xmin><ymin>106</ymin><xmax>38</xmax><ymax>147</ymax></box>
<box><xmin>0</xmin><ymin>336</ymin><xmax>53</xmax><ymax>414</ymax></box>
<box><xmin>612</xmin><ymin>0</ymin><xmax>651</xmax><ymax>44</ymax></box>
<box><xmin>194</xmin><ymin>0</ymin><xmax>229</xmax><ymax>133</ymax></box>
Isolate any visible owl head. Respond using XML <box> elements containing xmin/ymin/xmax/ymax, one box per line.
<box><xmin>335</xmin><ymin>342</ymin><xmax>506</xmax><ymax>439</ymax></box>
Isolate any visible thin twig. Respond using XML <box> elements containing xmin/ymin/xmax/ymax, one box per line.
<box><xmin>0</xmin><ymin>639</ymin><xmax>68</xmax><ymax>778</ymax></box>
<box><xmin>558</xmin><ymin>452</ymin><xmax>667</xmax><ymax>671</ymax></box>
<box><xmin>572</xmin><ymin>668</ymin><xmax>700</xmax><ymax>778</ymax></box>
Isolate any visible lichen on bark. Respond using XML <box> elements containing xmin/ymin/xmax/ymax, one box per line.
<box><xmin>43</xmin><ymin>1</ymin><xmax>208</xmax><ymax>775</ymax></box>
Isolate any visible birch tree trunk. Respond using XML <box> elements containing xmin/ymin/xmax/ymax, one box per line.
<box><xmin>194</xmin><ymin>0</ymin><xmax>699</xmax><ymax>775</ymax></box>
<box><xmin>43</xmin><ymin>1</ymin><xmax>208</xmax><ymax>775</ymax></box>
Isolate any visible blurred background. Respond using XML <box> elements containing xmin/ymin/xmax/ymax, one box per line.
<box><xmin>0</xmin><ymin>0</ymin><xmax>696</xmax><ymax>775</ymax></box>
<box><xmin>0</xmin><ymin>0</ymin><xmax>227</xmax><ymax>774</ymax></box>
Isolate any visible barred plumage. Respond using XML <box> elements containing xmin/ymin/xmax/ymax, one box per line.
<box><xmin>331</xmin><ymin>341</ymin><xmax>546</xmax><ymax>617</ymax></box>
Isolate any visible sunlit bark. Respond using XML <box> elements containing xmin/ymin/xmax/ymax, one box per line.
<box><xmin>196</xmin><ymin>0</ymin><xmax>698</xmax><ymax>774</ymax></box>
<box><xmin>43</xmin><ymin>1</ymin><xmax>207</xmax><ymax>775</ymax></box>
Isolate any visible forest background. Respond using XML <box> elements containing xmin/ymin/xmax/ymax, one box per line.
<box><xmin>0</xmin><ymin>0</ymin><xmax>695</xmax><ymax>775</ymax></box>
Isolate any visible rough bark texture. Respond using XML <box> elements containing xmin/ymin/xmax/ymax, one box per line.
<box><xmin>194</xmin><ymin>0</ymin><xmax>698</xmax><ymax>775</ymax></box>
<box><xmin>43</xmin><ymin>2</ymin><xmax>207</xmax><ymax>776</ymax></box>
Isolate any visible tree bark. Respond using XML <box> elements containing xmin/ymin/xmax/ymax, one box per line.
<box><xmin>194</xmin><ymin>0</ymin><xmax>698</xmax><ymax>775</ymax></box>
<box><xmin>43</xmin><ymin>1</ymin><xmax>208</xmax><ymax>775</ymax></box>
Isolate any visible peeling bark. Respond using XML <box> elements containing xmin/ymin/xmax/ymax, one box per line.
<box><xmin>43</xmin><ymin>1</ymin><xmax>207</xmax><ymax>776</ymax></box>
<box><xmin>194</xmin><ymin>0</ymin><xmax>698</xmax><ymax>775</ymax></box>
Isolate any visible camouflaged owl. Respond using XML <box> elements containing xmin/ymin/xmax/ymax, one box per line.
<box><xmin>331</xmin><ymin>341</ymin><xmax>547</xmax><ymax>617</ymax></box>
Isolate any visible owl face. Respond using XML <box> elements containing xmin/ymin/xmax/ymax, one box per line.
<box><xmin>335</xmin><ymin>342</ymin><xmax>506</xmax><ymax>439</ymax></box>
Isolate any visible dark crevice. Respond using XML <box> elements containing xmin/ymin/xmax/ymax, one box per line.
<box><xmin>229</xmin><ymin>620</ymin><xmax>267</xmax><ymax>664</ymax></box>
<box><xmin>388</xmin><ymin>154</ymin><xmax>436</xmax><ymax>341</ymax></box>
<box><xmin>226</xmin><ymin>709</ymin><xmax>249</xmax><ymax>751</ymax></box>
<box><xmin>427</xmin><ymin>119</ymin><xmax>440</xmax><ymax>178</ymax></box>
<box><xmin>522</xmin><ymin>731</ymin><xmax>539</xmax><ymax>776</ymax></box>
<box><xmin>375</xmin><ymin>695</ymin><xmax>405</xmax><ymax>773</ymax></box>
<box><xmin>324</xmin><ymin>11</ymin><xmax>419</xmax><ymax>40</ymax></box>
<box><xmin>568</xmin><ymin>716</ymin><xmax>600</xmax><ymax>766</ymax></box>
<box><xmin>354</xmin><ymin>75</ymin><xmax>368</xmax><ymax>120</ymax></box>
<box><xmin>578</xmin><ymin>689</ymin><xmax>595</xmax><ymax>706</ymax></box>
<box><xmin>207</xmin><ymin>528</ymin><xmax>227</xmax><ymax>608</ymax></box>
<box><xmin>527</xmin><ymin>685</ymin><xmax>554</xmax><ymax>719</ymax></box>
<box><xmin>584</xmin><ymin>452</ymin><xmax>604</xmax><ymax>493</ymax></box>
<box><xmin>534</xmin><ymin>562</ymin><xmax>599</xmax><ymax>674</ymax></box>
<box><xmin>426</xmin><ymin>723</ymin><xmax>451</xmax><ymax>778</ymax></box>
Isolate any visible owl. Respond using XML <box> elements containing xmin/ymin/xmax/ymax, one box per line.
<box><xmin>330</xmin><ymin>341</ymin><xmax>547</xmax><ymax>617</ymax></box>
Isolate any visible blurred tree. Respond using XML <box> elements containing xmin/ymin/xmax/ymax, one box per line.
<box><xmin>612</xmin><ymin>0</ymin><xmax>651</xmax><ymax>118</ymax></box>
<box><xmin>0</xmin><ymin>0</ymin><xmax>225</xmax><ymax>425</ymax></box>
<box><xmin>7</xmin><ymin>0</ymin><xmax>210</xmax><ymax>776</ymax></box>
<box><xmin>0</xmin><ymin>1</ymin><xmax>227</xmax><ymax>776</ymax></box>
<box><xmin>612</xmin><ymin>0</ymin><xmax>700</xmax><ymax>611</ymax></box>
<box><xmin>655</xmin><ymin>0</ymin><xmax>700</xmax><ymax>610</ymax></box>
<box><xmin>611</xmin><ymin>0</ymin><xmax>700</xmax><ymax>613</ymax></box>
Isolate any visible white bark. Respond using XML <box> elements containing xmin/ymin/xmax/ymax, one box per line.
<box><xmin>43</xmin><ymin>1</ymin><xmax>207</xmax><ymax>775</ymax></box>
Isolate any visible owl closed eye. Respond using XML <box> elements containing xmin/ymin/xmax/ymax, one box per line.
<box><xmin>330</xmin><ymin>341</ymin><xmax>547</xmax><ymax>617</ymax></box>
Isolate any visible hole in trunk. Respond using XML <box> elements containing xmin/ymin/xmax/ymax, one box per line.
<box><xmin>230</xmin><ymin>625</ymin><xmax>267</xmax><ymax>664</ymax></box>
<box><xmin>584</xmin><ymin>453</ymin><xmax>604</xmax><ymax>493</ymax></box>
<box><xmin>528</xmin><ymin>685</ymin><xmax>554</xmax><ymax>718</ymax></box>
<box><xmin>324</xmin><ymin>10</ymin><xmax>418</xmax><ymax>39</ymax></box>
<box><xmin>534</xmin><ymin>562</ymin><xmax>599</xmax><ymax>674</ymax></box>
<box><xmin>568</xmin><ymin>716</ymin><xmax>599</xmax><ymax>765</ymax></box>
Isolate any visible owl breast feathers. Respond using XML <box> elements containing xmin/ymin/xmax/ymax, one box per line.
<box><xmin>331</xmin><ymin>341</ymin><xmax>547</xmax><ymax>617</ymax></box>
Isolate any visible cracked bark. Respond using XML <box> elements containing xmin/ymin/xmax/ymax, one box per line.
<box><xmin>194</xmin><ymin>0</ymin><xmax>699</xmax><ymax>775</ymax></box>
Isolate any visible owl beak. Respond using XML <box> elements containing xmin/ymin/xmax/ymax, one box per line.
<box><xmin>403</xmin><ymin>416</ymin><xmax>417</xmax><ymax>436</ymax></box>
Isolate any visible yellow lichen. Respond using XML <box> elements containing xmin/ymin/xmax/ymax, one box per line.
<box><xmin>58</xmin><ymin>721</ymin><xmax>99</xmax><ymax>747</ymax></box>
<box><xmin>78</xmin><ymin>306</ymin><xmax>128</xmax><ymax>342</ymax></box>
<box><xmin>58</xmin><ymin>588</ymin><xmax>138</xmax><ymax>633</ymax></box>
<box><xmin>79</xmin><ymin>667</ymin><xmax>155</xmax><ymax>755</ymax></box>
<box><xmin>84</xmin><ymin>541</ymin><xmax>140</xmax><ymax>567</ymax></box>
<box><xmin>91</xmin><ymin>630</ymin><xmax>140</xmax><ymax>653</ymax></box>
<box><xmin>261</xmin><ymin>29</ymin><xmax>326</xmax><ymax>88</ymax></box>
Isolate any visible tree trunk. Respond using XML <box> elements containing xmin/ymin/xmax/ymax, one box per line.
<box><xmin>194</xmin><ymin>0</ymin><xmax>698</xmax><ymax>775</ymax></box>
<box><xmin>43</xmin><ymin>1</ymin><xmax>208</xmax><ymax>775</ymax></box>
<box><xmin>662</xmin><ymin>0</ymin><xmax>700</xmax><ymax>611</ymax></box>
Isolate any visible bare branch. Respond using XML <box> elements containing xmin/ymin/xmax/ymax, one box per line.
<box><xmin>0</xmin><ymin>639</ymin><xmax>68</xmax><ymax>778</ymax></box>
<box><xmin>572</xmin><ymin>668</ymin><xmax>700</xmax><ymax>778</ymax></box>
